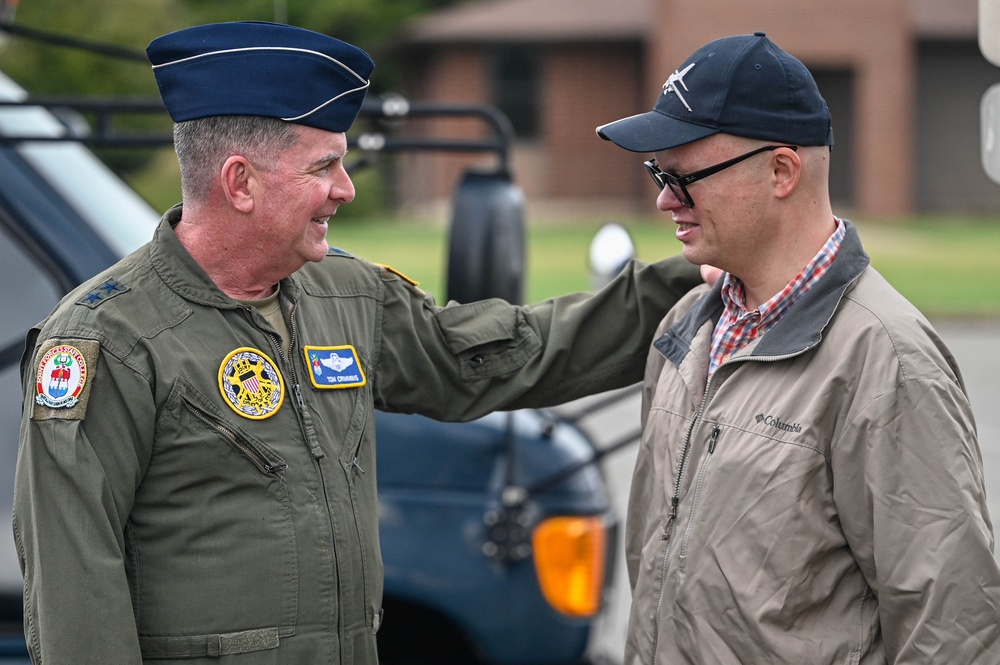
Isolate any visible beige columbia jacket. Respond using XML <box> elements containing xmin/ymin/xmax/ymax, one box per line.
<box><xmin>626</xmin><ymin>221</ymin><xmax>1000</xmax><ymax>664</ymax></box>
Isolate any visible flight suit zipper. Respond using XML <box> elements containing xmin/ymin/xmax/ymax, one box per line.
<box><xmin>262</xmin><ymin>298</ymin><xmax>364</xmax><ymax>643</ymax></box>
<box><xmin>242</xmin><ymin>301</ymin><xmax>318</xmax><ymax>456</ymax></box>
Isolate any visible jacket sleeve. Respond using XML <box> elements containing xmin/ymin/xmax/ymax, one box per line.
<box><xmin>832</xmin><ymin>377</ymin><xmax>1000</xmax><ymax>663</ymax></box>
<box><xmin>372</xmin><ymin>254</ymin><xmax>702</xmax><ymax>420</ymax></box>
<box><xmin>14</xmin><ymin>338</ymin><xmax>152</xmax><ymax>663</ymax></box>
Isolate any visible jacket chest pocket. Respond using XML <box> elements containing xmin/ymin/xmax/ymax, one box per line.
<box><xmin>132</xmin><ymin>381</ymin><xmax>299</xmax><ymax>658</ymax></box>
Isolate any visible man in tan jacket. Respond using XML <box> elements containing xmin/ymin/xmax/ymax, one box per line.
<box><xmin>598</xmin><ymin>32</ymin><xmax>1000</xmax><ymax>663</ymax></box>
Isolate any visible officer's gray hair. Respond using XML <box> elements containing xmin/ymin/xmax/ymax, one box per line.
<box><xmin>173</xmin><ymin>115</ymin><xmax>300</xmax><ymax>202</ymax></box>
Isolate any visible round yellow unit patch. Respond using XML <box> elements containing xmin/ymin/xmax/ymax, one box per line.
<box><xmin>218</xmin><ymin>347</ymin><xmax>285</xmax><ymax>419</ymax></box>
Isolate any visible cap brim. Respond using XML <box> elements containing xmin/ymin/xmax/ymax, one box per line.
<box><xmin>596</xmin><ymin>109</ymin><xmax>718</xmax><ymax>153</ymax></box>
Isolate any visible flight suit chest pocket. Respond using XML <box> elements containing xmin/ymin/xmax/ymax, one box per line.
<box><xmin>435</xmin><ymin>299</ymin><xmax>541</xmax><ymax>380</ymax></box>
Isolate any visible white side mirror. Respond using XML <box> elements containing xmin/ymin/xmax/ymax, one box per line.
<box><xmin>980</xmin><ymin>0</ymin><xmax>1000</xmax><ymax>184</ymax></box>
<box><xmin>588</xmin><ymin>223</ymin><xmax>635</xmax><ymax>290</ymax></box>
<box><xmin>980</xmin><ymin>0</ymin><xmax>1000</xmax><ymax>67</ymax></box>
<box><xmin>983</xmin><ymin>85</ymin><xmax>1000</xmax><ymax>185</ymax></box>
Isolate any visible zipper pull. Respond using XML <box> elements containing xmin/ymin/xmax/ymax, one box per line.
<box><xmin>352</xmin><ymin>457</ymin><xmax>366</xmax><ymax>475</ymax></box>
<box><xmin>662</xmin><ymin>496</ymin><xmax>680</xmax><ymax>540</ymax></box>
<box><xmin>708</xmin><ymin>425</ymin><xmax>721</xmax><ymax>454</ymax></box>
<box><xmin>293</xmin><ymin>384</ymin><xmax>306</xmax><ymax>409</ymax></box>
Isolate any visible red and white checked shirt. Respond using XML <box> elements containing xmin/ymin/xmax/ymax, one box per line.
<box><xmin>708</xmin><ymin>219</ymin><xmax>846</xmax><ymax>379</ymax></box>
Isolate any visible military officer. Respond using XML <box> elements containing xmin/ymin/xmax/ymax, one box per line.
<box><xmin>14</xmin><ymin>21</ymin><xmax>704</xmax><ymax>664</ymax></box>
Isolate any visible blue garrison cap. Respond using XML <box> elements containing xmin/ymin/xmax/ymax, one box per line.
<box><xmin>597</xmin><ymin>33</ymin><xmax>833</xmax><ymax>152</ymax></box>
<box><xmin>147</xmin><ymin>21</ymin><xmax>374</xmax><ymax>133</ymax></box>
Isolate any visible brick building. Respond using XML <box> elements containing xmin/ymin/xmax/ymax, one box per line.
<box><xmin>387</xmin><ymin>0</ymin><xmax>996</xmax><ymax>218</ymax></box>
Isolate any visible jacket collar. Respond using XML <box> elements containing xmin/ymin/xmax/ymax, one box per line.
<box><xmin>654</xmin><ymin>219</ymin><xmax>870</xmax><ymax>366</ymax></box>
<box><xmin>149</xmin><ymin>204</ymin><xmax>302</xmax><ymax>308</ymax></box>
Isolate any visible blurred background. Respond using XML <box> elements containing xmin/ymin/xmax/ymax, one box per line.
<box><xmin>1</xmin><ymin>4</ymin><xmax>998</xmax><ymax>662</ymax></box>
<box><xmin>1</xmin><ymin>0</ymin><xmax>998</xmax><ymax>312</ymax></box>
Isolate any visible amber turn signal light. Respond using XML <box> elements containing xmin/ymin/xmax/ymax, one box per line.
<box><xmin>532</xmin><ymin>516</ymin><xmax>606</xmax><ymax>616</ymax></box>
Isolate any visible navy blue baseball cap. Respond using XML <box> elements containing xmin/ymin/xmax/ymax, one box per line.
<box><xmin>597</xmin><ymin>32</ymin><xmax>833</xmax><ymax>152</ymax></box>
<box><xmin>147</xmin><ymin>21</ymin><xmax>374</xmax><ymax>133</ymax></box>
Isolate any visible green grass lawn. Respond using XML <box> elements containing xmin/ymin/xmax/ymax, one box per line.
<box><xmin>329</xmin><ymin>214</ymin><xmax>1000</xmax><ymax>319</ymax></box>
<box><xmin>853</xmin><ymin>217</ymin><xmax>1000</xmax><ymax>318</ymax></box>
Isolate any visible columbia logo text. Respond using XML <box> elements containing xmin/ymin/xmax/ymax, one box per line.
<box><xmin>755</xmin><ymin>413</ymin><xmax>803</xmax><ymax>433</ymax></box>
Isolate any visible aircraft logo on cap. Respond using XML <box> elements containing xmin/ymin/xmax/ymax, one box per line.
<box><xmin>662</xmin><ymin>62</ymin><xmax>696</xmax><ymax>112</ymax></box>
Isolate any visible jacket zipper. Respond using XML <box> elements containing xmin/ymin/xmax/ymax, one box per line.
<box><xmin>664</xmin><ymin>379</ymin><xmax>715</xmax><ymax>538</ymax></box>
<box><xmin>648</xmin><ymin>269</ymin><xmax>856</xmax><ymax>660</ymax></box>
<box><xmin>662</xmin><ymin>348</ymin><xmax>812</xmax><ymax>538</ymax></box>
<box><xmin>679</xmin><ymin>425</ymin><xmax>721</xmax><ymax>569</ymax></box>
<box><xmin>652</xmin><ymin>371</ymin><xmax>721</xmax><ymax>665</ymax></box>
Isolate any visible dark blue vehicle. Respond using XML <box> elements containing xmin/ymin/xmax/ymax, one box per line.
<box><xmin>376</xmin><ymin>409</ymin><xmax>615</xmax><ymax>664</ymax></box>
<box><xmin>0</xmin><ymin>69</ymin><xmax>622</xmax><ymax>664</ymax></box>
<box><xmin>0</xmin><ymin>70</ymin><xmax>162</xmax><ymax>665</ymax></box>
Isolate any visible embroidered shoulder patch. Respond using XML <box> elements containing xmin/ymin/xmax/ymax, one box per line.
<box><xmin>218</xmin><ymin>347</ymin><xmax>285</xmax><ymax>419</ymax></box>
<box><xmin>31</xmin><ymin>339</ymin><xmax>100</xmax><ymax>421</ymax></box>
<box><xmin>76</xmin><ymin>277</ymin><xmax>130</xmax><ymax>309</ymax></box>
<box><xmin>304</xmin><ymin>345</ymin><xmax>367</xmax><ymax>390</ymax></box>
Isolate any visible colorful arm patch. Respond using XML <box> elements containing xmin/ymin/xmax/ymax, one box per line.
<box><xmin>31</xmin><ymin>339</ymin><xmax>101</xmax><ymax>421</ymax></box>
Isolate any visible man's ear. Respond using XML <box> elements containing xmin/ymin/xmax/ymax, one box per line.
<box><xmin>221</xmin><ymin>156</ymin><xmax>256</xmax><ymax>212</ymax></box>
<box><xmin>772</xmin><ymin>147</ymin><xmax>801</xmax><ymax>200</ymax></box>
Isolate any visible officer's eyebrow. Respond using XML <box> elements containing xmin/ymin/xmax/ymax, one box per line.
<box><xmin>309</xmin><ymin>150</ymin><xmax>347</xmax><ymax>168</ymax></box>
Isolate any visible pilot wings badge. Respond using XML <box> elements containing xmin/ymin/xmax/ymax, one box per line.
<box><xmin>304</xmin><ymin>345</ymin><xmax>367</xmax><ymax>390</ymax></box>
<box><xmin>662</xmin><ymin>62</ymin><xmax>696</xmax><ymax>112</ymax></box>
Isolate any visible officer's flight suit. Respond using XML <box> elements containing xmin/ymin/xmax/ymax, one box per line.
<box><xmin>15</xmin><ymin>205</ymin><xmax>701</xmax><ymax>664</ymax></box>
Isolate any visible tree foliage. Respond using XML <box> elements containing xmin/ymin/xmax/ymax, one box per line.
<box><xmin>0</xmin><ymin>0</ymin><xmax>468</xmax><ymax>198</ymax></box>
<box><xmin>1</xmin><ymin>0</ymin><xmax>466</xmax><ymax>96</ymax></box>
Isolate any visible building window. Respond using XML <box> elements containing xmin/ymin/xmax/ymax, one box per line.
<box><xmin>811</xmin><ymin>68</ymin><xmax>854</xmax><ymax>208</ymax></box>
<box><xmin>492</xmin><ymin>46</ymin><xmax>540</xmax><ymax>140</ymax></box>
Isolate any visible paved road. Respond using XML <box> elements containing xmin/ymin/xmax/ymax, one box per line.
<box><xmin>559</xmin><ymin>319</ymin><xmax>1000</xmax><ymax>662</ymax></box>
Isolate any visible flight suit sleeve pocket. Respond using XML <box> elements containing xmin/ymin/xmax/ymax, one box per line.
<box><xmin>434</xmin><ymin>299</ymin><xmax>542</xmax><ymax>380</ymax></box>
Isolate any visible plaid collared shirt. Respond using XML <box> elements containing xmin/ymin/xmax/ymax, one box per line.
<box><xmin>708</xmin><ymin>219</ymin><xmax>846</xmax><ymax>379</ymax></box>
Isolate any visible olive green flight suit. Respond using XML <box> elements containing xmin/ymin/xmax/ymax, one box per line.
<box><xmin>14</xmin><ymin>207</ymin><xmax>700</xmax><ymax>664</ymax></box>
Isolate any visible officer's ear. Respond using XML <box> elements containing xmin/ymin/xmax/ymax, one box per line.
<box><xmin>221</xmin><ymin>155</ymin><xmax>257</xmax><ymax>213</ymax></box>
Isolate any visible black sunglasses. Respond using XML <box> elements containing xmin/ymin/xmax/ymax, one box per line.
<box><xmin>644</xmin><ymin>145</ymin><xmax>797</xmax><ymax>208</ymax></box>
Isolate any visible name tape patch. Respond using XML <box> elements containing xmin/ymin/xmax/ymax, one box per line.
<box><xmin>218</xmin><ymin>347</ymin><xmax>285</xmax><ymax>419</ymax></box>
<box><xmin>304</xmin><ymin>345</ymin><xmax>366</xmax><ymax>389</ymax></box>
